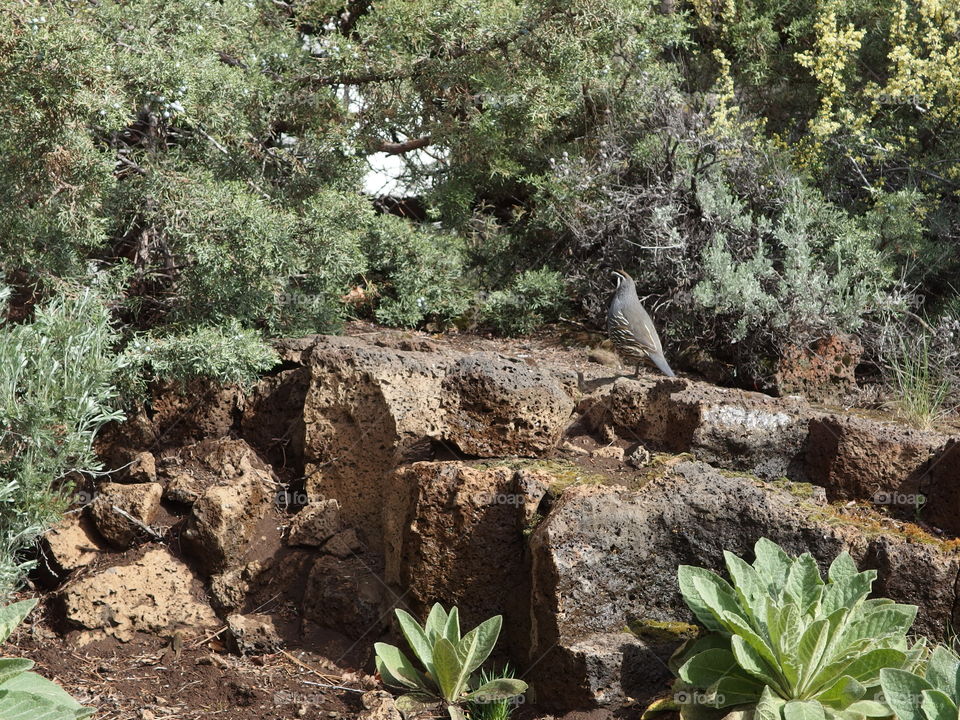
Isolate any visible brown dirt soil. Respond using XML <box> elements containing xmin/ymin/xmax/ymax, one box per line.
<box><xmin>9</xmin><ymin>591</ymin><xmax>372</xmax><ymax>720</ymax></box>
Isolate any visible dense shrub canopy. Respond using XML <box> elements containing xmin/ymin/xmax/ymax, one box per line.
<box><xmin>0</xmin><ymin>1</ymin><xmax>956</xmax><ymax>391</ymax></box>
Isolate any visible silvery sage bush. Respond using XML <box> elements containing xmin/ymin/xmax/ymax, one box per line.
<box><xmin>374</xmin><ymin>603</ymin><xmax>527</xmax><ymax>720</ymax></box>
<box><xmin>881</xmin><ymin>645</ymin><xmax>960</xmax><ymax>720</ymax></box>
<box><xmin>671</xmin><ymin>538</ymin><xmax>923</xmax><ymax>720</ymax></box>
<box><xmin>0</xmin><ymin>599</ymin><xmax>93</xmax><ymax>718</ymax></box>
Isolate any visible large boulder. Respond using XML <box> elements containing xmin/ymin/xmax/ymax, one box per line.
<box><xmin>178</xmin><ymin>439</ymin><xmax>275</xmax><ymax>574</ymax></box>
<box><xmin>920</xmin><ymin>439</ymin><xmax>960</xmax><ymax>535</ymax></box>
<box><xmin>61</xmin><ymin>547</ymin><xmax>218</xmax><ymax>643</ymax></box>
<box><xmin>583</xmin><ymin>377</ymin><xmax>812</xmax><ymax>479</ymax></box>
<box><xmin>382</xmin><ymin>462</ymin><xmax>545</xmax><ymax>653</ymax></box>
<box><xmin>774</xmin><ymin>333</ymin><xmax>863</xmax><ymax>401</ymax></box>
<box><xmin>300</xmin><ymin>337</ymin><xmax>574</xmax><ymax>548</ymax></box>
<box><xmin>805</xmin><ymin>414</ymin><xmax>945</xmax><ymax>502</ymax></box>
<box><xmin>441</xmin><ymin>354</ymin><xmax>575</xmax><ymax>456</ymax></box>
<box><xmin>527</xmin><ymin>460</ymin><xmax>960</xmax><ymax>710</ymax></box>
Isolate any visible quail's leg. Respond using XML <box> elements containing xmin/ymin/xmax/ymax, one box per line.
<box><xmin>634</xmin><ymin>362</ymin><xmax>641</xmax><ymax>378</ymax></box>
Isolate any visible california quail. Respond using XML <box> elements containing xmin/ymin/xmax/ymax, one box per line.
<box><xmin>607</xmin><ymin>270</ymin><xmax>675</xmax><ymax>377</ymax></box>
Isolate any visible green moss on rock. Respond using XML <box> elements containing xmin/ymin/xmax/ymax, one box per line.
<box><xmin>626</xmin><ymin>618</ymin><xmax>701</xmax><ymax>643</ymax></box>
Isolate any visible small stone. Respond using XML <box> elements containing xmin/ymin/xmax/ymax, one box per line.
<box><xmin>126</xmin><ymin>451</ymin><xmax>157</xmax><ymax>484</ymax></box>
<box><xmin>321</xmin><ymin>528</ymin><xmax>362</xmax><ymax>558</ymax></box>
<box><xmin>287</xmin><ymin>499</ymin><xmax>341</xmax><ymax>547</ymax></box>
<box><xmin>164</xmin><ymin>468</ymin><xmax>205</xmax><ymax>504</ymax></box>
<box><xmin>226</xmin><ymin>613</ymin><xmax>281</xmax><ymax>655</ymax></box>
<box><xmin>591</xmin><ymin>445</ymin><xmax>625</xmax><ymax>462</ymax></box>
<box><xmin>89</xmin><ymin>482</ymin><xmax>163</xmax><ymax>549</ymax></box>
<box><xmin>359</xmin><ymin>690</ymin><xmax>402</xmax><ymax>720</ymax></box>
<box><xmin>560</xmin><ymin>440</ymin><xmax>590</xmax><ymax>456</ymax></box>
<box><xmin>626</xmin><ymin>446</ymin><xmax>652</xmax><ymax>468</ymax></box>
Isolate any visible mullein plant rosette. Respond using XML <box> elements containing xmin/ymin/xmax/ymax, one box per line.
<box><xmin>663</xmin><ymin>538</ymin><xmax>924</xmax><ymax>720</ymax></box>
<box><xmin>0</xmin><ymin>599</ymin><xmax>94</xmax><ymax>719</ymax></box>
<box><xmin>374</xmin><ymin>603</ymin><xmax>527</xmax><ymax>720</ymax></box>
<box><xmin>881</xmin><ymin>645</ymin><xmax>960</xmax><ymax>720</ymax></box>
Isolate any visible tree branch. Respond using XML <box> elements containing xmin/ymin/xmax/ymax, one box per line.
<box><xmin>377</xmin><ymin>135</ymin><xmax>432</xmax><ymax>155</ymax></box>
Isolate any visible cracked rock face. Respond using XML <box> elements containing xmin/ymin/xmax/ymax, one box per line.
<box><xmin>526</xmin><ymin>461</ymin><xmax>960</xmax><ymax>709</ymax></box>
<box><xmin>805</xmin><ymin>414</ymin><xmax>946</xmax><ymax>502</ymax></box>
<box><xmin>382</xmin><ymin>461</ymin><xmax>537</xmax><ymax>654</ymax></box>
<box><xmin>62</xmin><ymin>548</ymin><xmax>218</xmax><ymax>643</ymax></box>
<box><xmin>299</xmin><ymin>337</ymin><xmax>574</xmax><ymax>548</ymax></box>
<box><xmin>178</xmin><ymin>439</ymin><xmax>275</xmax><ymax>575</ymax></box>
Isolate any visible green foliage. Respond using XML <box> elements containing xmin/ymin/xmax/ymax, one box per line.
<box><xmin>0</xmin><ymin>286</ymin><xmax>125</xmax><ymax>596</ymax></box>
<box><xmin>881</xmin><ymin>646</ymin><xmax>960</xmax><ymax>720</ymax></box>
<box><xmin>672</xmin><ymin>538</ymin><xmax>922</xmax><ymax>720</ymax></box>
<box><xmin>0</xmin><ymin>600</ymin><xmax>94</xmax><ymax>718</ymax></box>
<box><xmin>375</xmin><ymin>604</ymin><xmax>527</xmax><ymax>720</ymax></box>
<box><xmin>365</xmin><ymin>218</ymin><xmax>469</xmax><ymax>328</ymax></box>
<box><xmin>299</xmin><ymin>0</ymin><xmax>687</xmax><ymax>225</ymax></box>
<box><xmin>685</xmin><ymin>0</ymin><xmax>960</xmax><ymax>309</ymax></box>
<box><xmin>481</xmin><ymin>268</ymin><xmax>566</xmax><ymax>336</ymax></box>
<box><xmin>120</xmin><ymin>321</ymin><xmax>279</xmax><ymax>393</ymax></box>
<box><xmin>691</xmin><ymin>177</ymin><xmax>890</xmax><ymax>344</ymax></box>
<box><xmin>466</xmin><ymin>666</ymin><xmax>522</xmax><ymax>720</ymax></box>
<box><xmin>884</xmin><ymin>325</ymin><xmax>956</xmax><ymax>429</ymax></box>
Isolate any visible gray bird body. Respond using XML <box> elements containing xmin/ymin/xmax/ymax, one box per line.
<box><xmin>607</xmin><ymin>270</ymin><xmax>675</xmax><ymax>377</ymax></box>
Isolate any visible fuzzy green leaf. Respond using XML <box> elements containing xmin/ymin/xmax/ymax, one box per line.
<box><xmin>395</xmin><ymin>609</ymin><xmax>434</xmax><ymax>673</ymax></box>
<box><xmin>465</xmin><ymin>678</ymin><xmax>527</xmax><ymax>702</ymax></box>
<box><xmin>0</xmin><ymin>601</ymin><xmax>36</xmax><ymax>646</ymax></box>
<box><xmin>880</xmin><ymin>668</ymin><xmax>933</xmax><ymax>720</ymax></box>
<box><xmin>679</xmin><ymin>647</ymin><xmax>743</xmax><ymax>688</ymax></box>
<box><xmin>375</xmin><ymin>643</ymin><xmax>426</xmax><ymax>690</ymax></box>
<box><xmin>920</xmin><ymin>689</ymin><xmax>958</xmax><ymax>720</ymax></box>
<box><xmin>425</xmin><ymin>604</ymin><xmax>449</xmax><ymax>644</ymax></box>
<box><xmin>444</xmin><ymin>606</ymin><xmax>461</xmax><ymax>646</ymax></box>
<box><xmin>925</xmin><ymin>646</ymin><xmax>960</xmax><ymax>699</ymax></box>
<box><xmin>784</xmin><ymin>700</ymin><xmax>826</xmax><ymax>720</ymax></box>
<box><xmin>433</xmin><ymin>637</ymin><xmax>462</xmax><ymax>701</ymax></box>
<box><xmin>678</xmin><ymin>566</ymin><xmax>730</xmax><ymax>632</ymax></box>
<box><xmin>753</xmin><ymin>539</ymin><xmax>793</xmax><ymax>592</ymax></box>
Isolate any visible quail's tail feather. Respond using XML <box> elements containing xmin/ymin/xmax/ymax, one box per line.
<box><xmin>647</xmin><ymin>350</ymin><xmax>675</xmax><ymax>378</ymax></box>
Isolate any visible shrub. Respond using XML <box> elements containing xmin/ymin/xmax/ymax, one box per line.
<box><xmin>0</xmin><ymin>599</ymin><xmax>93</xmax><ymax>718</ymax></box>
<box><xmin>532</xmin><ymin>104</ymin><xmax>895</xmax><ymax>384</ymax></box>
<box><xmin>0</xmin><ymin>286</ymin><xmax>124</xmax><ymax>597</ymax></box>
<box><xmin>881</xmin><ymin>645</ymin><xmax>960</xmax><ymax>720</ymax></box>
<box><xmin>481</xmin><ymin>268</ymin><xmax>567</xmax><ymax>336</ymax></box>
<box><xmin>671</xmin><ymin>537</ymin><xmax>922</xmax><ymax>720</ymax></box>
<box><xmin>374</xmin><ymin>603</ymin><xmax>527</xmax><ymax>720</ymax></box>
<box><xmin>365</xmin><ymin>218</ymin><xmax>469</xmax><ymax>329</ymax></box>
<box><xmin>120</xmin><ymin>321</ymin><xmax>279</xmax><ymax>394</ymax></box>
